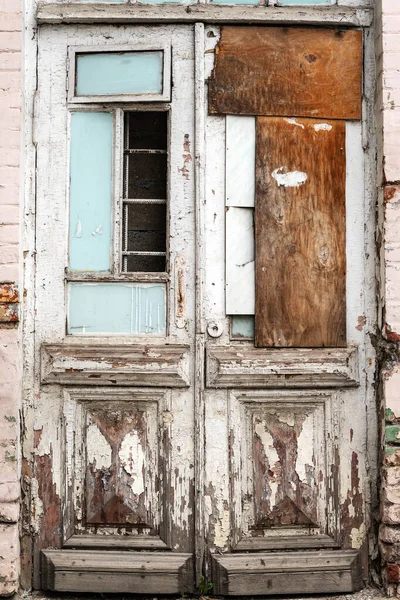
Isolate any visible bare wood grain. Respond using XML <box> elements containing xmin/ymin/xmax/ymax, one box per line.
<box><xmin>234</xmin><ymin>534</ymin><xmax>340</xmax><ymax>552</ymax></box>
<box><xmin>64</xmin><ymin>534</ymin><xmax>168</xmax><ymax>549</ymax></box>
<box><xmin>255</xmin><ymin>117</ymin><xmax>346</xmax><ymax>348</ymax></box>
<box><xmin>212</xmin><ymin>550</ymin><xmax>362</xmax><ymax>595</ymax></box>
<box><xmin>41</xmin><ymin>550</ymin><xmax>194</xmax><ymax>594</ymax></box>
<box><xmin>209</xmin><ymin>27</ymin><xmax>362</xmax><ymax>120</ymax></box>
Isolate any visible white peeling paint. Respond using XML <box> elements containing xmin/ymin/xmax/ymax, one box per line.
<box><xmin>91</xmin><ymin>224</ymin><xmax>103</xmax><ymax>236</ymax></box>
<box><xmin>272</xmin><ymin>167</ymin><xmax>308</xmax><ymax>188</ymax></box>
<box><xmin>314</xmin><ymin>123</ymin><xmax>333</xmax><ymax>132</ymax></box>
<box><xmin>350</xmin><ymin>523</ymin><xmax>366</xmax><ymax>549</ymax></box>
<box><xmin>255</xmin><ymin>421</ymin><xmax>279</xmax><ymax>509</ymax></box>
<box><xmin>284</xmin><ymin>118</ymin><xmax>304</xmax><ymax>129</ymax></box>
<box><xmin>214</xmin><ymin>500</ymin><xmax>230</xmax><ymax>549</ymax></box>
<box><xmin>119</xmin><ymin>431</ymin><xmax>145</xmax><ymax>496</ymax></box>
<box><xmin>277</xmin><ymin>411</ymin><xmax>295</xmax><ymax>427</ymax></box>
<box><xmin>87</xmin><ymin>422</ymin><xmax>112</xmax><ymax>470</ymax></box>
<box><xmin>74</xmin><ymin>216</ymin><xmax>82</xmax><ymax>238</ymax></box>
<box><xmin>295</xmin><ymin>413</ymin><xmax>314</xmax><ymax>484</ymax></box>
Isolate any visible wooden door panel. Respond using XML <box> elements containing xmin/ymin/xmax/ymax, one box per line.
<box><xmin>229</xmin><ymin>390</ymin><xmax>337</xmax><ymax>547</ymax></box>
<box><xmin>63</xmin><ymin>389</ymin><xmax>168</xmax><ymax>544</ymax></box>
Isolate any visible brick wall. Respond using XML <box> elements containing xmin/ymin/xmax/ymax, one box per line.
<box><xmin>377</xmin><ymin>0</ymin><xmax>400</xmax><ymax>595</ymax></box>
<box><xmin>0</xmin><ymin>0</ymin><xmax>21</xmax><ymax>595</ymax></box>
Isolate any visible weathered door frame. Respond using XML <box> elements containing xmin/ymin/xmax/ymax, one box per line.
<box><xmin>21</xmin><ymin>4</ymin><xmax>378</xmax><ymax>594</ymax></box>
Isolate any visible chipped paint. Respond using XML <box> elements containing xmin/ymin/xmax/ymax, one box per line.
<box><xmin>295</xmin><ymin>413</ymin><xmax>314</xmax><ymax>485</ymax></box>
<box><xmin>178</xmin><ymin>133</ymin><xmax>192</xmax><ymax>180</ymax></box>
<box><xmin>314</xmin><ymin>123</ymin><xmax>333</xmax><ymax>132</ymax></box>
<box><xmin>271</xmin><ymin>167</ymin><xmax>308</xmax><ymax>188</ymax></box>
<box><xmin>119</xmin><ymin>431</ymin><xmax>145</xmax><ymax>496</ymax></box>
<box><xmin>74</xmin><ymin>216</ymin><xmax>82</xmax><ymax>238</ymax></box>
<box><xmin>87</xmin><ymin>420</ymin><xmax>112</xmax><ymax>470</ymax></box>
<box><xmin>254</xmin><ymin>421</ymin><xmax>280</xmax><ymax>509</ymax></box>
<box><xmin>284</xmin><ymin>118</ymin><xmax>304</xmax><ymax>129</ymax></box>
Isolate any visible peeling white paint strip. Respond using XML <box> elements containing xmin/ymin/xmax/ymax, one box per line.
<box><xmin>119</xmin><ymin>431</ymin><xmax>145</xmax><ymax>496</ymax></box>
<box><xmin>272</xmin><ymin>167</ymin><xmax>308</xmax><ymax>188</ymax></box>
<box><xmin>296</xmin><ymin>413</ymin><xmax>314</xmax><ymax>484</ymax></box>
<box><xmin>74</xmin><ymin>217</ymin><xmax>82</xmax><ymax>238</ymax></box>
<box><xmin>255</xmin><ymin>421</ymin><xmax>279</xmax><ymax>509</ymax></box>
<box><xmin>284</xmin><ymin>118</ymin><xmax>304</xmax><ymax>129</ymax></box>
<box><xmin>87</xmin><ymin>421</ymin><xmax>112</xmax><ymax>470</ymax></box>
<box><xmin>314</xmin><ymin>123</ymin><xmax>333</xmax><ymax>132</ymax></box>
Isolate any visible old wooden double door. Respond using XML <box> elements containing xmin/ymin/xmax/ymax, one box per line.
<box><xmin>29</xmin><ymin>20</ymin><xmax>375</xmax><ymax>596</ymax></box>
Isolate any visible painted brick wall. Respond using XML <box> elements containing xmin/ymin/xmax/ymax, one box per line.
<box><xmin>0</xmin><ymin>0</ymin><xmax>21</xmax><ymax>596</ymax></box>
<box><xmin>377</xmin><ymin>0</ymin><xmax>400</xmax><ymax>595</ymax></box>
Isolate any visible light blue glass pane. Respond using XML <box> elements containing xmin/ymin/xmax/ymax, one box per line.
<box><xmin>140</xmin><ymin>0</ymin><xmax>194</xmax><ymax>3</ymax></box>
<box><xmin>211</xmin><ymin>0</ymin><xmax>259</xmax><ymax>4</ymax></box>
<box><xmin>278</xmin><ymin>0</ymin><xmax>331</xmax><ymax>4</ymax></box>
<box><xmin>69</xmin><ymin>112</ymin><xmax>113</xmax><ymax>272</ymax></box>
<box><xmin>76</xmin><ymin>52</ymin><xmax>163</xmax><ymax>97</ymax></box>
<box><xmin>68</xmin><ymin>283</ymin><xmax>166</xmax><ymax>334</ymax></box>
<box><xmin>78</xmin><ymin>0</ymin><xmax>126</xmax><ymax>3</ymax></box>
<box><xmin>231</xmin><ymin>316</ymin><xmax>255</xmax><ymax>339</ymax></box>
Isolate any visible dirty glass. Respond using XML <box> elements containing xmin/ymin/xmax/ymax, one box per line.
<box><xmin>69</xmin><ymin>111</ymin><xmax>113</xmax><ymax>272</ymax></box>
<box><xmin>76</xmin><ymin>52</ymin><xmax>163</xmax><ymax>97</ymax></box>
<box><xmin>68</xmin><ymin>283</ymin><xmax>166</xmax><ymax>334</ymax></box>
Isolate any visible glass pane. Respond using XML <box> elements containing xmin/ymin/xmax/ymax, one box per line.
<box><xmin>231</xmin><ymin>316</ymin><xmax>255</xmax><ymax>339</ymax></box>
<box><xmin>124</xmin><ymin>203</ymin><xmax>166</xmax><ymax>252</ymax></box>
<box><xmin>125</xmin><ymin>153</ymin><xmax>167</xmax><ymax>199</ymax></box>
<box><xmin>76</xmin><ymin>51</ymin><xmax>163</xmax><ymax>97</ymax></box>
<box><xmin>126</xmin><ymin>112</ymin><xmax>167</xmax><ymax>150</ymax></box>
<box><xmin>68</xmin><ymin>283</ymin><xmax>166</xmax><ymax>334</ymax></box>
<box><xmin>210</xmin><ymin>0</ymin><xmax>260</xmax><ymax>4</ymax></box>
<box><xmin>69</xmin><ymin>112</ymin><xmax>113</xmax><ymax>272</ymax></box>
<box><xmin>277</xmin><ymin>0</ymin><xmax>331</xmax><ymax>3</ymax></box>
<box><xmin>124</xmin><ymin>255</ymin><xmax>166</xmax><ymax>272</ymax></box>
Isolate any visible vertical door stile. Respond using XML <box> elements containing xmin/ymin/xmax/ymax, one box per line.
<box><xmin>194</xmin><ymin>21</ymin><xmax>206</xmax><ymax>586</ymax></box>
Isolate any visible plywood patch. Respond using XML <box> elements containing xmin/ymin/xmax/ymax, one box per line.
<box><xmin>209</xmin><ymin>27</ymin><xmax>362</xmax><ymax>120</ymax></box>
<box><xmin>255</xmin><ymin>117</ymin><xmax>346</xmax><ymax>348</ymax></box>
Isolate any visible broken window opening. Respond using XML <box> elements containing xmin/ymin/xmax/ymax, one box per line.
<box><xmin>122</xmin><ymin>111</ymin><xmax>168</xmax><ymax>273</ymax></box>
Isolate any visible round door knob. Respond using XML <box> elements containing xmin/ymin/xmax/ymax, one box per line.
<box><xmin>207</xmin><ymin>321</ymin><xmax>223</xmax><ymax>338</ymax></box>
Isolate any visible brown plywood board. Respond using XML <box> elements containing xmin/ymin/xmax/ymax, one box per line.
<box><xmin>209</xmin><ymin>27</ymin><xmax>362</xmax><ymax>120</ymax></box>
<box><xmin>255</xmin><ymin>117</ymin><xmax>346</xmax><ymax>348</ymax></box>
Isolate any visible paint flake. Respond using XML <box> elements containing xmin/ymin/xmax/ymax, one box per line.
<box><xmin>271</xmin><ymin>167</ymin><xmax>308</xmax><ymax>188</ymax></box>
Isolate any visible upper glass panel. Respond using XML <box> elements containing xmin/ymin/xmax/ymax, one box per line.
<box><xmin>75</xmin><ymin>51</ymin><xmax>164</xmax><ymax>97</ymax></box>
<box><xmin>69</xmin><ymin>111</ymin><xmax>113</xmax><ymax>272</ymax></box>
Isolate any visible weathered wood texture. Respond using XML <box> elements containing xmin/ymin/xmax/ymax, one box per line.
<box><xmin>36</xmin><ymin>4</ymin><xmax>373</xmax><ymax>27</ymax></box>
<box><xmin>63</xmin><ymin>389</ymin><xmax>170</xmax><ymax>545</ymax></box>
<box><xmin>206</xmin><ymin>346</ymin><xmax>358</xmax><ymax>388</ymax></box>
<box><xmin>64</xmin><ymin>534</ymin><xmax>168</xmax><ymax>549</ymax></box>
<box><xmin>209</xmin><ymin>27</ymin><xmax>362</xmax><ymax>120</ymax></box>
<box><xmin>41</xmin><ymin>550</ymin><xmax>194</xmax><ymax>594</ymax></box>
<box><xmin>212</xmin><ymin>550</ymin><xmax>362</xmax><ymax>596</ymax></box>
<box><xmin>235</xmin><ymin>534</ymin><xmax>339</xmax><ymax>551</ymax></box>
<box><xmin>41</xmin><ymin>343</ymin><xmax>190</xmax><ymax>386</ymax></box>
<box><xmin>255</xmin><ymin>117</ymin><xmax>346</xmax><ymax>348</ymax></box>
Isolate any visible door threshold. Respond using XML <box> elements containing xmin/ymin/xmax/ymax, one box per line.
<box><xmin>20</xmin><ymin>584</ymin><xmax>384</xmax><ymax>600</ymax></box>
